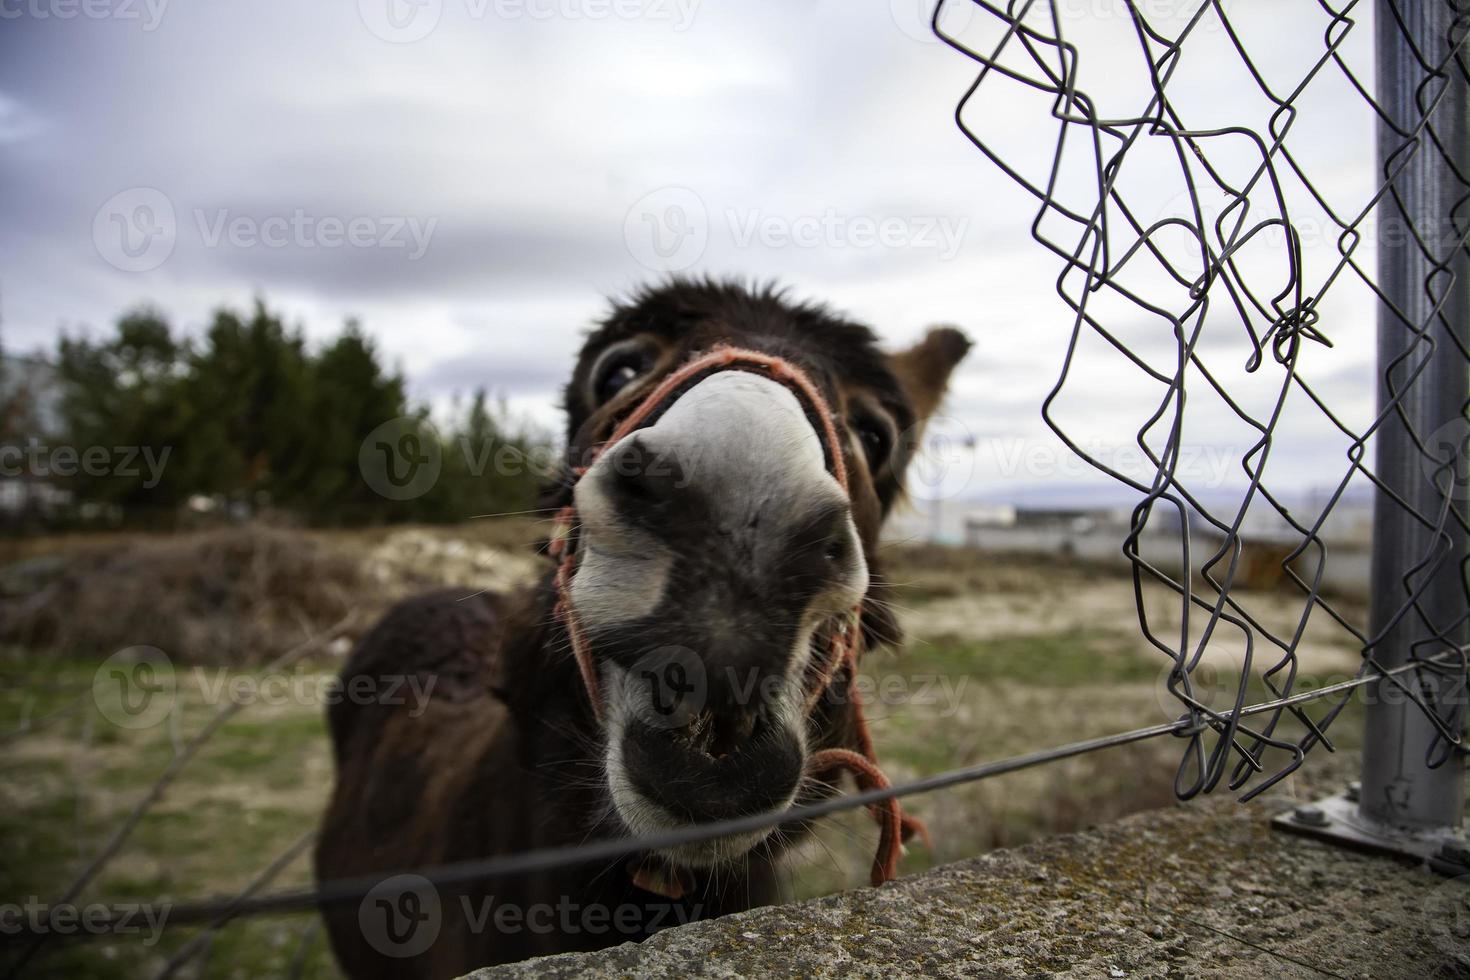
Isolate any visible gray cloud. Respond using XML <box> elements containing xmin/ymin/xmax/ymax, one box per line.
<box><xmin>0</xmin><ymin>0</ymin><xmax>1386</xmax><ymax>499</ymax></box>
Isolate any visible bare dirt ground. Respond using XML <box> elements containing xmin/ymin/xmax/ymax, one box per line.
<box><xmin>0</xmin><ymin>522</ymin><xmax>1371</xmax><ymax>978</ymax></box>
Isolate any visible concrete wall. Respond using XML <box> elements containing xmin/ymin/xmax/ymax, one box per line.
<box><xmin>470</xmin><ymin>757</ymin><xmax>1464</xmax><ymax>978</ymax></box>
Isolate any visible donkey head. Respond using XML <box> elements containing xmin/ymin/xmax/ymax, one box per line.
<box><xmin>555</xmin><ymin>279</ymin><xmax>969</xmax><ymax>868</ymax></box>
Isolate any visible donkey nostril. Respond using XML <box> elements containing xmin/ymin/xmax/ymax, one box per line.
<box><xmin>676</xmin><ymin>710</ymin><xmax>710</xmax><ymax>746</ymax></box>
<box><xmin>678</xmin><ymin>709</ymin><xmax>757</xmax><ymax>760</ymax></box>
<box><xmin>601</xmin><ymin>437</ymin><xmax>683</xmax><ymax>505</ymax></box>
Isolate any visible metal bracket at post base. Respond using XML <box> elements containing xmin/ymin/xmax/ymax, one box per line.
<box><xmin>1272</xmin><ymin>784</ymin><xmax>1470</xmax><ymax>876</ymax></box>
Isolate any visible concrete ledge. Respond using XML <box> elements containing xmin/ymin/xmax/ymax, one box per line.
<box><xmin>471</xmin><ymin>770</ymin><xmax>1466</xmax><ymax>978</ymax></box>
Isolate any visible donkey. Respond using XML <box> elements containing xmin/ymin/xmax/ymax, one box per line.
<box><xmin>316</xmin><ymin>279</ymin><xmax>970</xmax><ymax>977</ymax></box>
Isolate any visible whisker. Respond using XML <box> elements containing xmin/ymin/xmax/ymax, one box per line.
<box><xmin>467</xmin><ymin>507</ymin><xmax>565</xmax><ymax>519</ymax></box>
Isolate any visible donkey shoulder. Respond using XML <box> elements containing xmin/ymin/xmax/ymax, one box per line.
<box><xmin>327</xmin><ymin>587</ymin><xmax>509</xmax><ymax>758</ymax></box>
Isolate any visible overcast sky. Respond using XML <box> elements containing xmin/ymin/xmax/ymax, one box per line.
<box><xmin>0</xmin><ymin>0</ymin><xmax>1388</xmax><ymax>511</ymax></box>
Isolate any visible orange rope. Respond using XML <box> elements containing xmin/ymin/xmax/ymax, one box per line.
<box><xmin>803</xmin><ymin>608</ymin><xmax>930</xmax><ymax>886</ymax></box>
<box><xmin>549</xmin><ymin>346</ymin><xmax>927</xmax><ymax>885</ymax></box>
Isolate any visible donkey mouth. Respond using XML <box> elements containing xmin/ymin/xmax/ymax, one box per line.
<box><xmin>605</xmin><ymin>703</ymin><xmax>805</xmax><ymax>867</ymax></box>
<box><xmin>621</xmin><ymin>713</ymin><xmax>803</xmax><ymax>825</ymax></box>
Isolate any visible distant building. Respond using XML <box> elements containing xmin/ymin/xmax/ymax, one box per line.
<box><xmin>958</xmin><ymin>499</ymin><xmax>1370</xmax><ymax>595</ymax></box>
<box><xmin>1</xmin><ymin>353</ymin><xmax>62</xmax><ymax>432</ymax></box>
<box><xmin>961</xmin><ymin>503</ymin><xmax>1017</xmax><ymax>527</ymax></box>
<box><xmin>963</xmin><ymin>506</ymin><xmax>1137</xmax><ymax>555</ymax></box>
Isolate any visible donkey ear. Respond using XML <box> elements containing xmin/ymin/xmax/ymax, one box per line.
<box><xmin>887</xmin><ymin>326</ymin><xmax>972</xmax><ymax>421</ymax></box>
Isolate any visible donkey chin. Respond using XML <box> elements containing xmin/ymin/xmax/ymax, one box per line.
<box><xmin>569</xmin><ymin>370</ymin><xmax>871</xmax><ymax>868</ymax></box>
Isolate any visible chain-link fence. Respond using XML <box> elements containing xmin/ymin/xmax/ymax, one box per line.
<box><xmin>936</xmin><ymin>0</ymin><xmax>1468</xmax><ymax>841</ymax></box>
<box><xmin>4</xmin><ymin>1</ymin><xmax>1469</xmax><ymax>975</ymax></box>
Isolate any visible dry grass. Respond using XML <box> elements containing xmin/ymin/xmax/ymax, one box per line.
<box><xmin>0</xmin><ymin>520</ymin><xmax>553</xmax><ymax>666</ymax></box>
<box><xmin>0</xmin><ymin>526</ymin><xmax>379</xmax><ymax>664</ymax></box>
<box><xmin>0</xmin><ymin>524</ymin><xmax>1370</xmax><ymax>977</ymax></box>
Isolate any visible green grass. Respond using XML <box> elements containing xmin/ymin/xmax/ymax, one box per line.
<box><xmin>894</xmin><ymin>630</ymin><xmax>1164</xmax><ymax>687</ymax></box>
<box><xmin>0</xmin><ymin>649</ymin><xmax>340</xmax><ymax>979</ymax></box>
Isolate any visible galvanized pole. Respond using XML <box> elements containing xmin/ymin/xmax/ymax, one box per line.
<box><xmin>1364</xmin><ymin>0</ymin><xmax>1469</xmax><ymax>836</ymax></box>
<box><xmin>1278</xmin><ymin>0</ymin><xmax>1469</xmax><ymax>863</ymax></box>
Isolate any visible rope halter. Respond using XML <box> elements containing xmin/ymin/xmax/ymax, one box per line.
<box><xmin>547</xmin><ymin>344</ymin><xmax>928</xmax><ymax>887</ymax></box>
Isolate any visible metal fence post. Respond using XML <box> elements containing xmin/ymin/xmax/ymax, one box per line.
<box><xmin>1361</xmin><ymin>0</ymin><xmax>1469</xmax><ymax>838</ymax></box>
<box><xmin>1273</xmin><ymin>0</ymin><xmax>1470</xmax><ymax>865</ymax></box>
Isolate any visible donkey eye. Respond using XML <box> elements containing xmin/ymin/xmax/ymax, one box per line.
<box><xmin>599</xmin><ymin>363</ymin><xmax>640</xmax><ymax>402</ymax></box>
<box><xmin>590</xmin><ymin>342</ymin><xmax>653</xmax><ymax>406</ymax></box>
<box><xmin>851</xmin><ymin>414</ymin><xmax>893</xmax><ymax>471</ymax></box>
